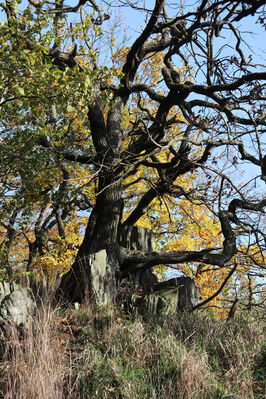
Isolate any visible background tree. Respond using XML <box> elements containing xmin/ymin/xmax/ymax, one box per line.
<box><xmin>0</xmin><ymin>0</ymin><xmax>265</xmax><ymax>316</ymax></box>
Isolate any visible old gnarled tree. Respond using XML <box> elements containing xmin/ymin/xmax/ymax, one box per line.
<box><xmin>0</xmin><ymin>0</ymin><xmax>265</xmax><ymax>315</ymax></box>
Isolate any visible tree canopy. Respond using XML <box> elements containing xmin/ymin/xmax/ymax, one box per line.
<box><xmin>0</xmin><ymin>0</ymin><xmax>265</xmax><ymax>317</ymax></box>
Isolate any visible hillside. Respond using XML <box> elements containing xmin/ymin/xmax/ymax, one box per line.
<box><xmin>0</xmin><ymin>303</ymin><xmax>265</xmax><ymax>399</ymax></box>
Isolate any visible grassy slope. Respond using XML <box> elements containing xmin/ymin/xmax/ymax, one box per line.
<box><xmin>0</xmin><ymin>304</ymin><xmax>265</xmax><ymax>399</ymax></box>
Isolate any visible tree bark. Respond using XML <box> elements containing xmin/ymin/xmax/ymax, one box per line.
<box><xmin>59</xmin><ymin>172</ymin><xmax>123</xmax><ymax>303</ymax></box>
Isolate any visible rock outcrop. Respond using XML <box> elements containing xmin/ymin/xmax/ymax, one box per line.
<box><xmin>119</xmin><ymin>225</ymin><xmax>201</xmax><ymax>313</ymax></box>
<box><xmin>88</xmin><ymin>226</ymin><xmax>201</xmax><ymax>313</ymax></box>
<box><xmin>89</xmin><ymin>250</ymin><xmax>117</xmax><ymax>306</ymax></box>
<box><xmin>120</xmin><ymin>225</ymin><xmax>155</xmax><ymax>252</ymax></box>
<box><xmin>0</xmin><ymin>281</ymin><xmax>34</xmax><ymax>325</ymax></box>
<box><xmin>137</xmin><ymin>276</ymin><xmax>201</xmax><ymax>314</ymax></box>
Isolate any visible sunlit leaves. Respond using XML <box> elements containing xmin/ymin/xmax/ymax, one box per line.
<box><xmin>1</xmin><ymin>0</ymin><xmax>265</xmax><ymax>319</ymax></box>
<box><xmin>31</xmin><ymin>225</ymin><xmax>82</xmax><ymax>279</ymax></box>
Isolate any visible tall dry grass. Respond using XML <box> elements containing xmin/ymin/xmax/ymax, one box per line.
<box><xmin>1</xmin><ymin>304</ymin><xmax>71</xmax><ymax>399</ymax></box>
<box><xmin>0</xmin><ymin>302</ymin><xmax>265</xmax><ymax>399</ymax></box>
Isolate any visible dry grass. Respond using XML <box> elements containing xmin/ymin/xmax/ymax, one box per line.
<box><xmin>0</xmin><ymin>303</ymin><xmax>265</xmax><ymax>399</ymax></box>
<box><xmin>0</xmin><ymin>304</ymin><xmax>70</xmax><ymax>399</ymax></box>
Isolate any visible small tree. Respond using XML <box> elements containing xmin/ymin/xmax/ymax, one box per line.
<box><xmin>0</xmin><ymin>0</ymin><xmax>265</xmax><ymax>314</ymax></box>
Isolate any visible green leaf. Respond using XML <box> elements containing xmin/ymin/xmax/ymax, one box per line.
<box><xmin>66</xmin><ymin>104</ymin><xmax>76</xmax><ymax>113</ymax></box>
<box><xmin>42</xmin><ymin>47</ymin><xmax>50</xmax><ymax>55</ymax></box>
<box><xmin>84</xmin><ymin>75</ymin><xmax>91</xmax><ymax>88</ymax></box>
<box><xmin>17</xmin><ymin>87</ymin><xmax>25</xmax><ymax>95</ymax></box>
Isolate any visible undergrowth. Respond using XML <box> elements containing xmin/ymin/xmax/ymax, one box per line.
<box><xmin>0</xmin><ymin>304</ymin><xmax>265</xmax><ymax>399</ymax></box>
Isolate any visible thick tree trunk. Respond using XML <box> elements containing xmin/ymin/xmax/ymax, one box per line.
<box><xmin>59</xmin><ymin>78</ymin><xmax>127</xmax><ymax>304</ymax></box>
<box><xmin>59</xmin><ymin>172</ymin><xmax>123</xmax><ymax>303</ymax></box>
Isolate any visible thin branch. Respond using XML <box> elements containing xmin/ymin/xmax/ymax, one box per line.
<box><xmin>192</xmin><ymin>262</ymin><xmax>238</xmax><ymax>311</ymax></box>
